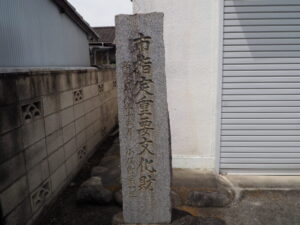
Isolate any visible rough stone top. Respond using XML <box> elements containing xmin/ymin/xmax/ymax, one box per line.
<box><xmin>115</xmin><ymin>13</ymin><xmax>164</xmax><ymax>27</ymax></box>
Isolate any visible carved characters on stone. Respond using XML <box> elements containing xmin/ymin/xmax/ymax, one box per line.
<box><xmin>122</xmin><ymin>33</ymin><xmax>157</xmax><ymax>195</ymax></box>
<box><xmin>126</xmin><ymin>148</ymin><xmax>137</xmax><ymax>197</ymax></box>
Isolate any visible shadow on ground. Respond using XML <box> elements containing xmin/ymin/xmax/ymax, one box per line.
<box><xmin>34</xmin><ymin>129</ymin><xmax>121</xmax><ymax>225</ymax></box>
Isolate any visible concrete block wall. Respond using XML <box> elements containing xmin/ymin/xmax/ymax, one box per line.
<box><xmin>0</xmin><ymin>67</ymin><xmax>118</xmax><ymax>225</ymax></box>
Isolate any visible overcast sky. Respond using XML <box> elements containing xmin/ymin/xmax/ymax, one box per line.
<box><xmin>68</xmin><ymin>0</ymin><xmax>132</xmax><ymax>27</ymax></box>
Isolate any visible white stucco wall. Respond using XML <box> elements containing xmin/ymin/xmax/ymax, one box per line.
<box><xmin>133</xmin><ymin>0</ymin><xmax>222</xmax><ymax>170</ymax></box>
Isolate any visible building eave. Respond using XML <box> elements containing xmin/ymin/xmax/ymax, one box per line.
<box><xmin>52</xmin><ymin>0</ymin><xmax>99</xmax><ymax>41</ymax></box>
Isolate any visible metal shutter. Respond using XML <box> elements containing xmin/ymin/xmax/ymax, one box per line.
<box><xmin>220</xmin><ymin>0</ymin><xmax>300</xmax><ymax>174</ymax></box>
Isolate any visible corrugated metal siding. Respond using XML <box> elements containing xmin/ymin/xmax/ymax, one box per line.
<box><xmin>0</xmin><ymin>0</ymin><xmax>90</xmax><ymax>67</ymax></box>
<box><xmin>221</xmin><ymin>0</ymin><xmax>300</xmax><ymax>174</ymax></box>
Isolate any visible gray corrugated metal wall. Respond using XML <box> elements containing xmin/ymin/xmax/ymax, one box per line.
<box><xmin>221</xmin><ymin>0</ymin><xmax>300</xmax><ymax>174</ymax></box>
<box><xmin>0</xmin><ymin>0</ymin><xmax>90</xmax><ymax>67</ymax></box>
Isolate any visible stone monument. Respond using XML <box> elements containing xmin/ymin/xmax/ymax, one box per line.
<box><xmin>115</xmin><ymin>13</ymin><xmax>172</xmax><ymax>224</ymax></box>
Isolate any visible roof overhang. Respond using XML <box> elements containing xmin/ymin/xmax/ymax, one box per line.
<box><xmin>52</xmin><ymin>0</ymin><xmax>99</xmax><ymax>41</ymax></box>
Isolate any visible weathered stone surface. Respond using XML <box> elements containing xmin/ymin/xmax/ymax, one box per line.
<box><xmin>187</xmin><ymin>191</ymin><xmax>232</xmax><ymax>208</ymax></box>
<box><xmin>90</xmin><ymin>166</ymin><xmax>109</xmax><ymax>178</ymax></box>
<box><xmin>116</xmin><ymin>13</ymin><xmax>172</xmax><ymax>224</ymax></box>
<box><xmin>76</xmin><ymin>177</ymin><xmax>112</xmax><ymax>204</ymax></box>
<box><xmin>114</xmin><ymin>189</ymin><xmax>123</xmax><ymax>206</ymax></box>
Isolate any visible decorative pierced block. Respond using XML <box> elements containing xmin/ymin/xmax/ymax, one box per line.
<box><xmin>21</xmin><ymin>101</ymin><xmax>42</xmax><ymax>123</ymax></box>
<box><xmin>98</xmin><ymin>83</ymin><xmax>104</xmax><ymax>94</ymax></box>
<box><xmin>73</xmin><ymin>89</ymin><xmax>83</xmax><ymax>103</ymax></box>
<box><xmin>31</xmin><ymin>180</ymin><xmax>51</xmax><ymax>211</ymax></box>
<box><xmin>78</xmin><ymin>145</ymin><xmax>87</xmax><ymax>160</ymax></box>
<box><xmin>113</xmin><ymin>80</ymin><xmax>117</xmax><ymax>88</ymax></box>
